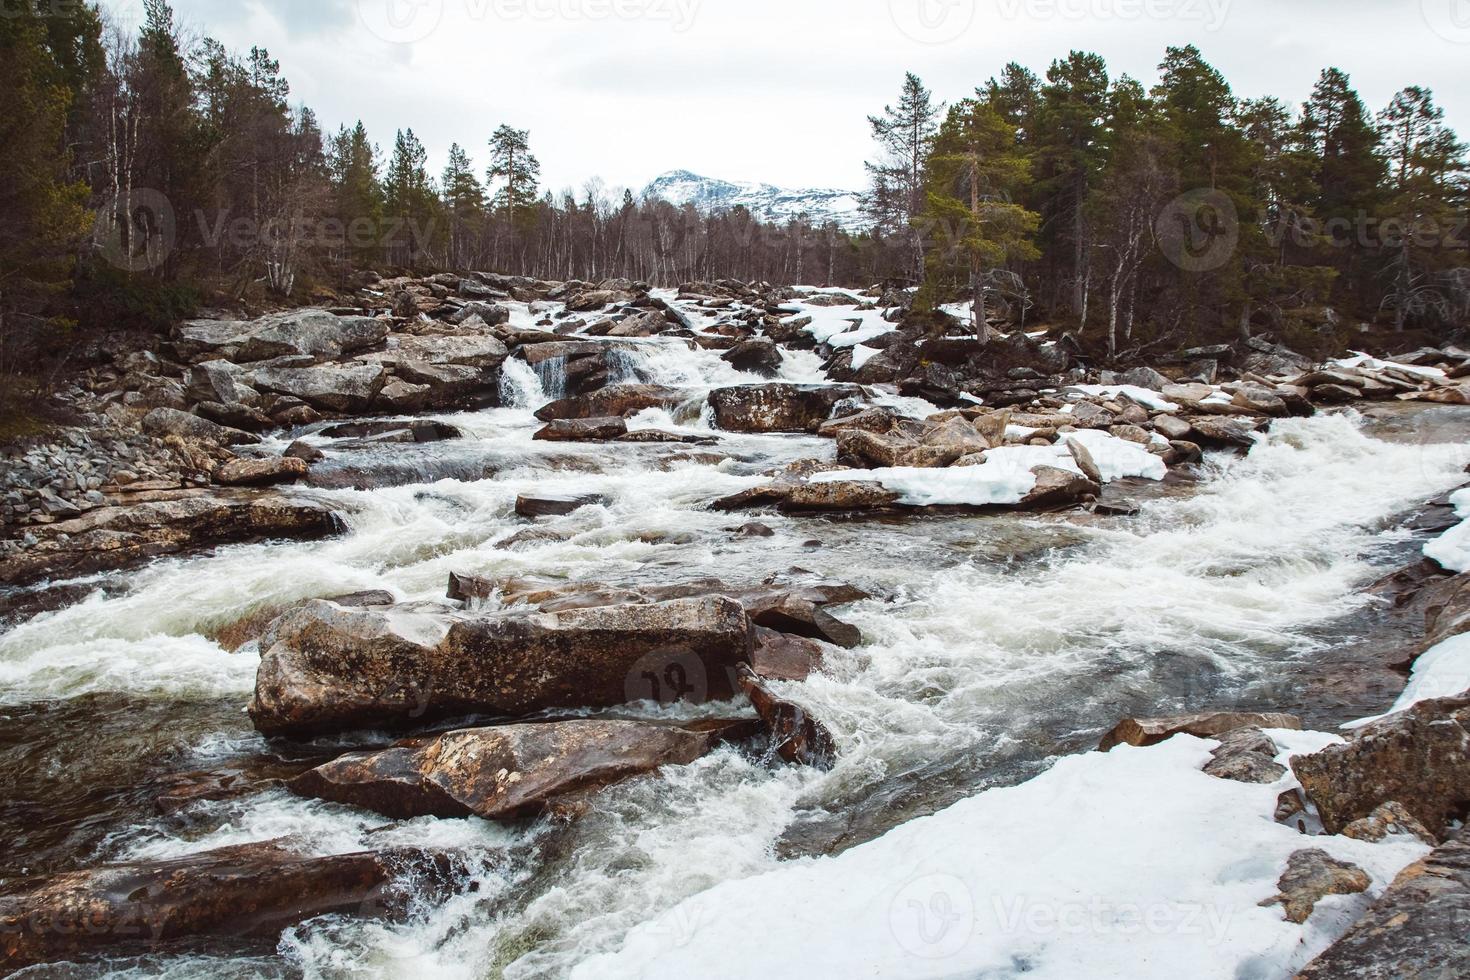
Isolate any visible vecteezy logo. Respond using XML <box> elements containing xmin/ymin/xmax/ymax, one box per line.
<box><xmin>889</xmin><ymin>874</ymin><xmax>975</xmax><ymax>960</ymax></box>
<box><xmin>889</xmin><ymin>0</ymin><xmax>977</xmax><ymax>44</ymax></box>
<box><xmin>358</xmin><ymin>0</ymin><xmax>445</xmax><ymax>44</ymax></box>
<box><xmin>1423</xmin><ymin>0</ymin><xmax>1470</xmax><ymax>42</ymax></box>
<box><xmin>93</xmin><ymin>188</ymin><xmax>175</xmax><ymax>273</ymax></box>
<box><xmin>1154</xmin><ymin>188</ymin><xmax>1239</xmax><ymax>273</ymax></box>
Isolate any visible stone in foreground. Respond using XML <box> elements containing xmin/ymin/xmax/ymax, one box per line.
<box><xmin>289</xmin><ymin>718</ymin><xmax>758</xmax><ymax>820</ymax></box>
<box><xmin>1295</xmin><ymin>828</ymin><xmax>1470</xmax><ymax>979</ymax></box>
<box><xmin>249</xmin><ymin>596</ymin><xmax>753</xmax><ymax>737</ymax></box>
<box><xmin>1098</xmin><ymin>711</ymin><xmax>1303</xmax><ymax>751</ymax></box>
<box><xmin>0</xmin><ymin>840</ymin><xmax>449</xmax><ymax>970</ymax></box>
<box><xmin>1291</xmin><ymin>695</ymin><xmax>1470</xmax><ymax>837</ymax></box>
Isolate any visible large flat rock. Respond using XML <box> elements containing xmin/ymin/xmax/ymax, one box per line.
<box><xmin>173</xmin><ymin>310</ymin><xmax>388</xmax><ymax>365</ymax></box>
<box><xmin>0</xmin><ymin>490</ymin><xmax>342</xmax><ymax>587</ymax></box>
<box><xmin>249</xmin><ymin>596</ymin><xmax>754</xmax><ymax>737</ymax></box>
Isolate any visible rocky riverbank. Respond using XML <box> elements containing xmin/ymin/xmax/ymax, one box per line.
<box><xmin>2</xmin><ymin>273</ymin><xmax>1469</xmax><ymax>976</ymax></box>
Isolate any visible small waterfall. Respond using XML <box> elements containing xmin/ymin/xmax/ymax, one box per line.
<box><xmin>533</xmin><ymin>356</ymin><xmax>569</xmax><ymax>402</ymax></box>
<box><xmin>606</xmin><ymin>347</ymin><xmax>648</xmax><ymax>385</ymax></box>
<box><xmin>498</xmin><ymin>358</ymin><xmax>546</xmax><ymax>408</ymax></box>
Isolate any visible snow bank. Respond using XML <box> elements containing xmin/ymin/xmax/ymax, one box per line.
<box><xmin>1068</xmin><ymin>384</ymin><xmax>1180</xmax><ymax>412</ymax></box>
<box><xmin>1333</xmin><ymin>352</ymin><xmax>1447</xmax><ymax>380</ymax></box>
<box><xmin>808</xmin><ymin>433</ymin><xmax>1166</xmax><ymax>507</ymax></box>
<box><xmin>1346</xmin><ymin>632</ymin><xmax>1470</xmax><ymax>731</ymax></box>
<box><xmin>1424</xmin><ymin>487</ymin><xmax>1470</xmax><ymax>572</ymax></box>
<box><xmin>572</xmin><ymin>735</ymin><xmax>1427</xmax><ymax>980</ymax></box>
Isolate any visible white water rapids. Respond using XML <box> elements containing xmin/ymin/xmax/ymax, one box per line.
<box><xmin>1</xmin><ymin>311</ymin><xmax>1468</xmax><ymax>979</ymax></box>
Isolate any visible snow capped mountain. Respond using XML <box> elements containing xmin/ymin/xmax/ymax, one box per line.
<box><xmin>640</xmin><ymin>170</ymin><xmax>868</xmax><ymax>233</ymax></box>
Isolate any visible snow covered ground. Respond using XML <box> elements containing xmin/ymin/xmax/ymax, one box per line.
<box><xmin>572</xmin><ymin>730</ymin><xmax>1428</xmax><ymax>980</ymax></box>
<box><xmin>1425</xmin><ymin>487</ymin><xmax>1470</xmax><ymax>572</ymax></box>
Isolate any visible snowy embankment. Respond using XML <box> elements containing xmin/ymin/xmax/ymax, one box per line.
<box><xmin>1424</xmin><ymin>487</ymin><xmax>1470</xmax><ymax>572</ymax></box>
<box><xmin>572</xmin><ymin>729</ymin><xmax>1428</xmax><ymax>980</ymax></box>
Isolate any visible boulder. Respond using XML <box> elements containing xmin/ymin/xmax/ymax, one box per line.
<box><xmin>1259</xmin><ymin>849</ymin><xmax>1371</xmax><ymax>924</ymax></box>
<box><xmin>1201</xmin><ymin>727</ymin><xmax>1286</xmax><ymax>783</ymax></box>
<box><xmin>533</xmin><ymin>417</ymin><xmax>628</xmax><ymax>442</ymax></box>
<box><xmin>173</xmin><ymin>310</ymin><xmax>388</xmax><ymax>364</ymax></box>
<box><xmin>250</xmin><ymin>363</ymin><xmax>386</xmax><ymax>414</ymax></box>
<box><xmin>1152</xmin><ymin>414</ymin><xmax>1194</xmax><ymax>440</ymax></box>
<box><xmin>709</xmin><ymin>384</ymin><xmax>865</xmax><ymax>433</ymax></box>
<box><xmin>186</xmin><ymin>361</ymin><xmax>257</xmax><ymax>406</ymax></box>
<box><xmin>288</xmin><ymin>719</ymin><xmax>756</xmax><ymax>821</ymax></box>
<box><xmin>319</xmin><ymin>420</ymin><xmax>463</xmax><ymax>443</ymax></box>
<box><xmin>142</xmin><ymin>408</ymin><xmax>259</xmax><ymax>447</ymax></box>
<box><xmin>1187</xmin><ymin>416</ymin><xmax>1261</xmax><ymax>449</ymax></box>
<box><xmin>837</xmin><ymin>429</ymin><xmax>957</xmax><ymax>469</ymax></box>
<box><xmin>1291</xmin><ymin>695</ymin><xmax>1470</xmax><ymax>837</ymax></box>
<box><xmin>535</xmin><ymin>384</ymin><xmax>687</xmax><ymax>421</ymax></box>
<box><xmin>1341</xmin><ymin>802</ymin><xmax>1439</xmax><ymax>846</ymax></box>
<box><xmin>1295</xmin><ymin>828</ymin><xmax>1470</xmax><ymax>979</ymax></box>
<box><xmin>0</xmin><ymin>490</ymin><xmax>342</xmax><ymax>588</ymax></box>
<box><xmin>213</xmin><ymin>456</ymin><xmax>309</xmax><ymax>487</ymax></box>
<box><xmin>779</xmin><ymin>481</ymin><xmax>901</xmax><ymax>513</ymax></box>
<box><xmin>817</xmin><ymin>408</ymin><xmax>904</xmax><ymax>438</ymax></box>
<box><xmin>369</xmin><ymin>333</ymin><xmax>509</xmax><ymax>369</ymax></box>
<box><xmin>1018</xmin><ymin>466</ymin><xmax>1099</xmax><ymax>509</ymax></box>
<box><xmin>1098</xmin><ymin>711</ymin><xmax>1303</xmax><ymax>751</ymax></box>
<box><xmin>739</xmin><ymin>666</ymin><xmax>836</xmax><ymax>768</ymax></box>
<box><xmin>749</xmin><ymin>626</ymin><xmax>830</xmax><ymax>683</ymax></box>
<box><xmin>1066</xmin><ymin>438</ymin><xmax>1104</xmax><ymax>484</ymax></box>
<box><xmin>249</xmin><ymin>596</ymin><xmax>754</xmax><ymax>736</ymax></box>
<box><xmin>515</xmin><ymin>493</ymin><xmax>606</xmax><ymax>517</ymax></box>
<box><xmin>747</xmin><ymin>595</ymin><xmax>862</xmax><ymax>649</ymax></box>
<box><xmin>0</xmin><ymin>840</ymin><xmax>449</xmax><ymax>969</ymax></box>
<box><xmin>722</xmin><ymin>339</ymin><xmax>783</xmax><ymax>376</ymax></box>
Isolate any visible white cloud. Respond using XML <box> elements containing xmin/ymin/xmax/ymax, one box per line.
<box><xmin>97</xmin><ymin>0</ymin><xmax>1470</xmax><ymax>198</ymax></box>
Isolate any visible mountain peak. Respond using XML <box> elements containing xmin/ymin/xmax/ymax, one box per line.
<box><xmin>641</xmin><ymin>170</ymin><xmax>866</xmax><ymax>233</ymax></box>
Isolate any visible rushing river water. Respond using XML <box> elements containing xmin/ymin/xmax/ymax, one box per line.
<box><xmin>2</xmin><ymin>321</ymin><xmax>1468</xmax><ymax>978</ymax></box>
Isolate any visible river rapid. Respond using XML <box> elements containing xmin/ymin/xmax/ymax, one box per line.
<box><xmin>2</xmin><ymin>307</ymin><xmax>1468</xmax><ymax>978</ymax></box>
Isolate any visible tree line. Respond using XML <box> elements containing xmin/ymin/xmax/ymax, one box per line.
<box><xmin>1</xmin><ymin>0</ymin><xmax>1466</xmax><ymax>387</ymax></box>
<box><xmin>867</xmin><ymin>54</ymin><xmax>1468</xmax><ymax>354</ymax></box>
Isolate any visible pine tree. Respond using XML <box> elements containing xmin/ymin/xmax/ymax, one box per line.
<box><xmin>328</xmin><ymin>121</ymin><xmax>383</xmax><ymax>265</ymax></box>
<box><xmin>1034</xmin><ymin>51</ymin><xmax>1110</xmax><ymax>322</ymax></box>
<box><xmin>0</xmin><ymin>5</ymin><xmax>96</xmax><ymax>381</ymax></box>
<box><xmin>919</xmin><ymin>97</ymin><xmax>1040</xmax><ymax>339</ymax></box>
<box><xmin>384</xmin><ymin>128</ymin><xmax>438</xmax><ymax>268</ymax></box>
<box><xmin>863</xmin><ymin>72</ymin><xmax>944</xmax><ymax>282</ymax></box>
<box><xmin>441</xmin><ymin>142</ymin><xmax>486</xmax><ymax>269</ymax></box>
<box><xmin>487</xmin><ymin>125</ymin><xmax>541</xmax><ymax>223</ymax></box>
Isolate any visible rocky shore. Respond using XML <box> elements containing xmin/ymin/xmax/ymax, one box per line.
<box><xmin>3</xmin><ymin>272</ymin><xmax>1469</xmax><ymax>976</ymax></box>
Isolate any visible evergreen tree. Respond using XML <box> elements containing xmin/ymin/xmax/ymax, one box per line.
<box><xmin>863</xmin><ymin>72</ymin><xmax>944</xmax><ymax>281</ymax></box>
<box><xmin>384</xmin><ymin>128</ymin><xmax>439</xmax><ymax>268</ymax></box>
<box><xmin>441</xmin><ymin>143</ymin><xmax>486</xmax><ymax>269</ymax></box>
<box><xmin>919</xmin><ymin>97</ymin><xmax>1040</xmax><ymax>338</ymax></box>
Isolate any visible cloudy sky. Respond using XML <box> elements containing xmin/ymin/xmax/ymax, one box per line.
<box><xmin>97</xmin><ymin>0</ymin><xmax>1470</xmax><ymax>197</ymax></box>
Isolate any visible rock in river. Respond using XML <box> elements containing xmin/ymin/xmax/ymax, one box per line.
<box><xmin>249</xmin><ymin>596</ymin><xmax>754</xmax><ymax>737</ymax></box>
<box><xmin>0</xmin><ymin>839</ymin><xmax>451</xmax><ymax>969</ymax></box>
<box><xmin>709</xmin><ymin>384</ymin><xmax>866</xmax><ymax>433</ymax></box>
<box><xmin>289</xmin><ymin>718</ymin><xmax>758</xmax><ymax>821</ymax></box>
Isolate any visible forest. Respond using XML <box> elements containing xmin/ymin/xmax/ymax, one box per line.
<box><xmin>2</xmin><ymin>0</ymin><xmax>1467</xmax><ymax>387</ymax></box>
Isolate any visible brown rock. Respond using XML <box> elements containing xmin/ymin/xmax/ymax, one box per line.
<box><xmin>249</xmin><ymin>596</ymin><xmax>753</xmax><ymax>737</ymax></box>
<box><xmin>1066</xmin><ymin>438</ymin><xmax>1104</xmax><ymax>484</ymax></box>
<box><xmin>533</xmin><ymin>417</ymin><xmax>629</xmax><ymax>442</ymax></box>
<box><xmin>1098</xmin><ymin>711</ymin><xmax>1303</xmax><ymax>751</ymax></box>
<box><xmin>535</xmin><ymin>384</ymin><xmax>686</xmax><ymax>421</ymax></box>
<box><xmin>0</xmin><ymin>840</ymin><xmax>449</xmax><ymax>970</ymax></box>
<box><xmin>289</xmin><ymin>719</ymin><xmax>756</xmax><ymax>821</ymax></box>
<box><xmin>1019</xmin><ymin>466</ymin><xmax>1098</xmax><ymax>509</ymax></box>
<box><xmin>213</xmin><ymin>456</ymin><xmax>309</xmax><ymax>487</ymax></box>
<box><xmin>1291</xmin><ymin>695</ymin><xmax>1470</xmax><ymax>837</ymax></box>
<box><xmin>750</xmin><ymin>626</ymin><xmax>830</xmax><ymax>682</ymax></box>
<box><xmin>515</xmin><ymin>493</ymin><xmax>606</xmax><ymax>518</ymax></box>
<box><xmin>1295</xmin><ymin>828</ymin><xmax>1470</xmax><ymax>979</ymax></box>
<box><xmin>1341</xmin><ymin>801</ymin><xmax>1439</xmax><ymax>846</ymax></box>
<box><xmin>1260</xmin><ymin>849</ymin><xmax>1371</xmax><ymax>924</ymax></box>
<box><xmin>1201</xmin><ymin>727</ymin><xmax>1286</xmax><ymax>783</ymax></box>
<box><xmin>739</xmin><ymin>666</ymin><xmax>836</xmax><ymax>768</ymax></box>
<box><xmin>709</xmin><ymin>384</ymin><xmax>866</xmax><ymax>433</ymax></box>
<box><xmin>778</xmin><ymin>481</ymin><xmax>901</xmax><ymax>513</ymax></box>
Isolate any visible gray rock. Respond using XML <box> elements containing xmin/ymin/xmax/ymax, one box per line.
<box><xmin>142</xmin><ymin>408</ymin><xmax>260</xmax><ymax>447</ymax></box>
<box><xmin>250</xmin><ymin>364</ymin><xmax>387</xmax><ymax>414</ymax></box>
<box><xmin>174</xmin><ymin>310</ymin><xmax>388</xmax><ymax>364</ymax></box>
<box><xmin>1259</xmin><ymin>849</ymin><xmax>1371</xmax><ymax>924</ymax></box>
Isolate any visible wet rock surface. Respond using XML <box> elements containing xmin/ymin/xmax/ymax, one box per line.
<box><xmin>289</xmin><ymin>718</ymin><xmax>759</xmax><ymax>821</ymax></box>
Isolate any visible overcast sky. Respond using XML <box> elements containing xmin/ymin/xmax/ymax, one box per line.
<box><xmin>97</xmin><ymin>0</ymin><xmax>1470</xmax><ymax>197</ymax></box>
